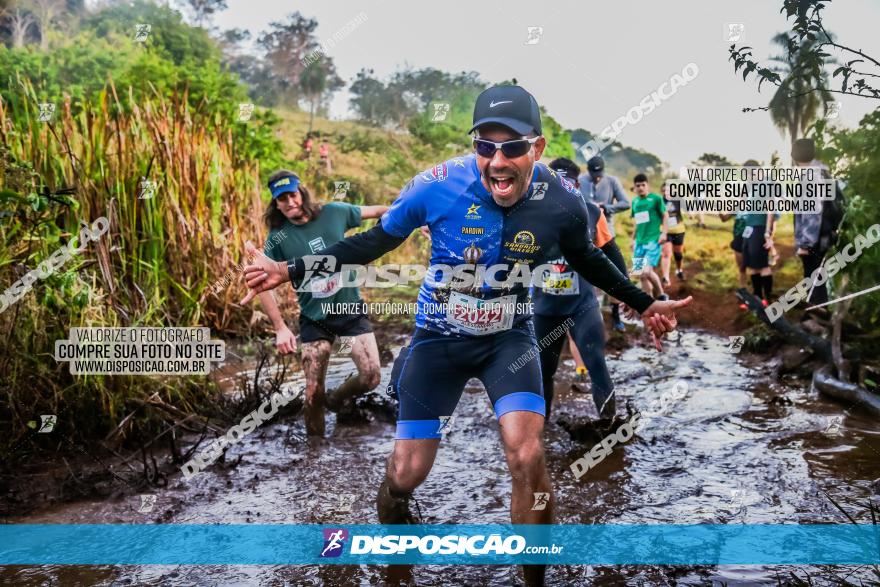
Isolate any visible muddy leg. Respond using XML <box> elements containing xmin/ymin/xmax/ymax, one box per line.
<box><xmin>326</xmin><ymin>332</ymin><xmax>381</xmax><ymax>411</ymax></box>
<box><xmin>499</xmin><ymin>411</ymin><xmax>552</xmax><ymax>586</ymax></box>
<box><xmin>301</xmin><ymin>340</ymin><xmax>331</xmax><ymax>436</ymax></box>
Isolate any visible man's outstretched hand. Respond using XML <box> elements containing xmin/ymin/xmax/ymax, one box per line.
<box><xmin>240</xmin><ymin>241</ymin><xmax>290</xmax><ymax>305</ymax></box>
<box><xmin>625</xmin><ymin>296</ymin><xmax>694</xmax><ymax>351</ymax></box>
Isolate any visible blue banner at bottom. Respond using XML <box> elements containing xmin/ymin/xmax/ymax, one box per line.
<box><xmin>2</xmin><ymin>524</ymin><xmax>878</xmax><ymax>565</ymax></box>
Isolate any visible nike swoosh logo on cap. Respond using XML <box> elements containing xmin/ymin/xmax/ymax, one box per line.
<box><xmin>489</xmin><ymin>100</ymin><xmax>512</xmax><ymax>108</ymax></box>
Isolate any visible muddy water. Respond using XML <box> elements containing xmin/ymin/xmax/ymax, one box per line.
<box><xmin>5</xmin><ymin>330</ymin><xmax>880</xmax><ymax>586</ymax></box>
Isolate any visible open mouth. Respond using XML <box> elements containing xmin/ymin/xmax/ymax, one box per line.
<box><xmin>490</xmin><ymin>176</ymin><xmax>516</xmax><ymax>196</ymax></box>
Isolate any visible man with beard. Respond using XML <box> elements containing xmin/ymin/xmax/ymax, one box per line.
<box><xmin>241</xmin><ymin>86</ymin><xmax>691</xmax><ymax>586</ymax></box>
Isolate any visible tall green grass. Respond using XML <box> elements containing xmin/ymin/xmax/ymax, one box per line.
<box><xmin>0</xmin><ymin>77</ymin><xmax>273</xmax><ymax>454</ymax></box>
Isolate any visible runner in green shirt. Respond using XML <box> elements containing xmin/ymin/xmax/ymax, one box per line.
<box><xmin>255</xmin><ymin>170</ymin><xmax>389</xmax><ymax>436</ymax></box>
<box><xmin>630</xmin><ymin>173</ymin><xmax>668</xmax><ymax>299</ymax></box>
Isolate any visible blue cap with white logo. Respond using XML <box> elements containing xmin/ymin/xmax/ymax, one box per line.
<box><xmin>268</xmin><ymin>173</ymin><xmax>301</xmax><ymax>199</ymax></box>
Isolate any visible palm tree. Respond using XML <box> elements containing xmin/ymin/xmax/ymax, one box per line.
<box><xmin>767</xmin><ymin>32</ymin><xmax>835</xmax><ymax>145</ymax></box>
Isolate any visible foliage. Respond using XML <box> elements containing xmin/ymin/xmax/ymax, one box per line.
<box><xmin>730</xmin><ymin>0</ymin><xmax>880</xmax><ymax>104</ymax></box>
<box><xmin>766</xmin><ymin>32</ymin><xmax>835</xmax><ymax>143</ymax></box>
<box><xmin>810</xmin><ymin>110</ymin><xmax>880</xmax><ymax>328</ymax></box>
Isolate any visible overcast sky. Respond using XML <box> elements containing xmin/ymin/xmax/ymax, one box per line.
<box><xmin>214</xmin><ymin>0</ymin><xmax>880</xmax><ymax>169</ymax></box>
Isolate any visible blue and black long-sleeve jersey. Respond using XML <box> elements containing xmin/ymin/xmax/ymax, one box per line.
<box><xmin>288</xmin><ymin>154</ymin><xmax>654</xmax><ymax>336</ymax></box>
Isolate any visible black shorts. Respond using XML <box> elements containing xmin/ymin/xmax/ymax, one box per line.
<box><xmin>667</xmin><ymin>233</ymin><xmax>685</xmax><ymax>246</ymax></box>
<box><xmin>388</xmin><ymin>322</ymin><xmax>545</xmax><ymax>439</ymax></box>
<box><xmin>742</xmin><ymin>228</ymin><xmax>769</xmax><ymax>269</ymax></box>
<box><xmin>730</xmin><ymin>233</ymin><xmax>744</xmax><ymax>253</ymax></box>
<box><xmin>299</xmin><ymin>313</ymin><xmax>373</xmax><ymax>344</ymax></box>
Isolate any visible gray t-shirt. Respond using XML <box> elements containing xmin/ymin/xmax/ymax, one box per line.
<box><xmin>576</xmin><ymin>173</ymin><xmax>630</xmax><ymax>236</ymax></box>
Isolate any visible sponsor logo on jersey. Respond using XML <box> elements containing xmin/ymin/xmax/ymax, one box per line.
<box><xmin>461</xmin><ymin>226</ymin><xmax>484</xmax><ymax>235</ymax></box>
<box><xmin>452</xmin><ymin>157</ymin><xmax>466</xmax><ymax>168</ymax></box>
<box><xmin>465</xmin><ymin>203</ymin><xmax>482</xmax><ymax>220</ymax></box>
<box><xmin>420</xmin><ymin>162</ymin><xmax>449</xmax><ymax>183</ymax></box>
<box><xmin>559</xmin><ymin>176</ymin><xmax>578</xmax><ymax>194</ymax></box>
<box><xmin>308</xmin><ymin>237</ymin><xmax>326</xmax><ymax>253</ymax></box>
<box><xmin>505</xmin><ymin>230</ymin><xmax>541</xmax><ymax>254</ymax></box>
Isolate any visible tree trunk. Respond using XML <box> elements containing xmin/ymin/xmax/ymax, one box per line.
<box><xmin>308</xmin><ymin>97</ymin><xmax>315</xmax><ymax>134</ymax></box>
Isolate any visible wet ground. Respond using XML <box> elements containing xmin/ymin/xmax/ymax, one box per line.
<box><xmin>3</xmin><ymin>329</ymin><xmax>880</xmax><ymax>586</ymax></box>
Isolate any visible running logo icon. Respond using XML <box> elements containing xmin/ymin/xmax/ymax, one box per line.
<box><xmin>320</xmin><ymin>528</ymin><xmax>349</xmax><ymax>558</ymax></box>
<box><xmin>134</xmin><ymin>23</ymin><xmax>151</xmax><ymax>42</ymax></box>
<box><xmin>431</xmin><ymin>102</ymin><xmax>450</xmax><ymax>122</ymax></box>
<box><xmin>38</xmin><ymin>103</ymin><xmax>55</xmax><ymax>122</ymax></box>
<box><xmin>531</xmin><ymin>492</ymin><xmax>550</xmax><ymax>510</ymax></box>
<box><xmin>333</xmin><ymin>181</ymin><xmax>350</xmax><ymax>201</ymax></box>
<box><xmin>238</xmin><ymin>103</ymin><xmax>254</xmax><ymax>122</ymax></box>
<box><xmin>137</xmin><ymin>495</ymin><xmax>156</xmax><ymax>513</ymax></box>
<box><xmin>524</xmin><ymin>26</ymin><xmax>543</xmax><ymax>45</ymax></box>
<box><xmin>27</xmin><ymin>414</ymin><xmax>56</xmax><ymax>433</ymax></box>
<box><xmin>727</xmin><ymin>335</ymin><xmax>745</xmax><ymax>353</ymax></box>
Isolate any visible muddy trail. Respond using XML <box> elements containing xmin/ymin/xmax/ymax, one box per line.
<box><xmin>3</xmin><ymin>327</ymin><xmax>880</xmax><ymax>586</ymax></box>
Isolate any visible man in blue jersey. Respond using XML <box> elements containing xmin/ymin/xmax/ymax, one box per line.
<box><xmin>241</xmin><ymin>86</ymin><xmax>690</xmax><ymax>585</ymax></box>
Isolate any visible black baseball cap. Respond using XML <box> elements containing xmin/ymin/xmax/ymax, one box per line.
<box><xmin>469</xmin><ymin>85</ymin><xmax>542</xmax><ymax>136</ymax></box>
<box><xmin>587</xmin><ymin>156</ymin><xmax>605</xmax><ymax>176</ymax></box>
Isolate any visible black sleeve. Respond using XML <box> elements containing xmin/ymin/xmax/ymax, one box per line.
<box><xmin>560</xmin><ymin>224</ymin><xmax>655</xmax><ymax>314</ymax></box>
<box><xmin>287</xmin><ymin>223</ymin><xmax>407</xmax><ymax>284</ymax></box>
<box><xmin>600</xmin><ymin>240</ymin><xmax>628</xmax><ymax>277</ymax></box>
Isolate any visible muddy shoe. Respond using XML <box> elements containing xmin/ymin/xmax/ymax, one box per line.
<box><xmin>377</xmin><ymin>479</ymin><xmax>421</xmax><ymax>524</ymax></box>
<box><xmin>325</xmin><ymin>375</ymin><xmax>368</xmax><ymax>412</ymax></box>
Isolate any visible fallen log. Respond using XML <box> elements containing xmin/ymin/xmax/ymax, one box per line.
<box><xmin>735</xmin><ymin>288</ymin><xmax>832</xmax><ymax>362</ymax></box>
<box><xmin>813</xmin><ymin>366</ymin><xmax>880</xmax><ymax>416</ymax></box>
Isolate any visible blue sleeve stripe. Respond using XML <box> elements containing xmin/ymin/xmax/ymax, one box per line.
<box><xmin>396</xmin><ymin>420</ymin><xmax>443</xmax><ymax>440</ymax></box>
<box><xmin>493</xmin><ymin>392</ymin><xmax>546</xmax><ymax>419</ymax></box>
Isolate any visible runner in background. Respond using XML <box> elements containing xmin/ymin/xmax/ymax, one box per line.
<box><xmin>319</xmin><ymin>142</ymin><xmax>332</xmax><ymax>173</ymax></box>
<box><xmin>254</xmin><ymin>170</ymin><xmax>387</xmax><ymax>436</ymax></box>
<box><xmin>302</xmin><ymin>134</ymin><xmax>313</xmax><ymax>160</ymax></box>
<box><xmin>792</xmin><ymin>138</ymin><xmax>831</xmax><ymax>307</ymax></box>
<box><xmin>533</xmin><ymin>157</ymin><xmax>622</xmax><ymax>419</ymax></box>
<box><xmin>739</xmin><ymin>159</ymin><xmax>777</xmax><ymax>306</ymax></box>
<box><xmin>660</xmin><ymin>181</ymin><xmax>686</xmax><ymax>285</ymax></box>
<box><xmin>630</xmin><ymin>173</ymin><xmax>668</xmax><ymax>300</ymax></box>
<box><xmin>578</xmin><ymin>155</ymin><xmax>630</xmax><ymax>331</ymax></box>
<box><xmin>720</xmin><ymin>211</ymin><xmax>748</xmax><ymax>308</ymax></box>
